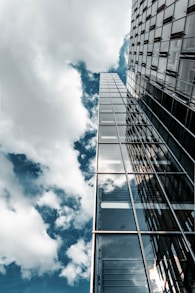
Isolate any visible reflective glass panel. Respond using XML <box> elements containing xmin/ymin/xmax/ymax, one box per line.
<box><xmin>162</xmin><ymin>23</ymin><xmax>172</xmax><ymax>40</ymax></box>
<box><xmin>99</xmin><ymin>125</ymin><xmax>118</xmax><ymax>143</ymax></box>
<box><xmin>98</xmin><ymin>144</ymin><xmax>124</xmax><ymax>172</ymax></box>
<box><xmin>142</xmin><ymin>235</ymin><xmax>195</xmax><ymax>293</ymax></box>
<box><xmin>165</xmin><ymin>75</ymin><xmax>176</xmax><ymax>88</ymax></box>
<box><xmin>121</xmin><ymin>144</ymin><xmax>134</xmax><ymax>172</ymax></box>
<box><xmin>172</xmin><ymin>18</ymin><xmax>185</xmax><ymax>34</ymax></box>
<box><xmin>158</xmin><ymin>174</ymin><xmax>194</xmax><ymax>232</ymax></box>
<box><xmin>115</xmin><ymin>113</ymin><xmax>127</xmax><ymax>124</ymax></box>
<box><xmin>182</xmin><ymin>37</ymin><xmax>195</xmax><ymax>52</ymax></box>
<box><xmin>100</xmin><ymin>93</ymin><xmax>110</xmax><ymax>97</ymax></box>
<box><xmin>94</xmin><ymin>234</ymin><xmax>149</xmax><ymax>293</ymax></box>
<box><xmin>185</xmin><ymin>14</ymin><xmax>195</xmax><ymax>38</ymax></box>
<box><xmin>167</xmin><ymin>39</ymin><xmax>181</xmax><ymax>71</ymax></box>
<box><xmin>177</xmin><ymin>60</ymin><xmax>195</xmax><ymax>96</ymax></box>
<box><xmin>96</xmin><ymin>174</ymin><xmax>136</xmax><ymax>230</ymax></box>
<box><xmin>100</xmin><ymin>97</ymin><xmax>112</xmax><ymax>104</ymax></box>
<box><xmin>113</xmin><ymin>104</ymin><xmax>126</xmax><ymax>112</ymax></box>
<box><xmin>109</xmin><ymin>93</ymin><xmax>120</xmax><ymax>98</ymax></box>
<box><xmin>164</xmin><ymin>4</ymin><xmax>174</xmax><ymax>18</ymax></box>
<box><xmin>128</xmin><ymin>174</ymin><xmax>179</xmax><ymax>231</ymax></box>
<box><xmin>174</xmin><ymin>1</ymin><xmax>188</xmax><ymax>19</ymax></box>
<box><xmin>99</xmin><ymin>104</ymin><xmax>113</xmax><ymax>112</ymax></box>
<box><xmin>111</xmin><ymin>97</ymin><xmax>124</xmax><ymax>104</ymax></box>
<box><xmin>99</xmin><ymin>113</ymin><xmax>115</xmax><ymax>124</ymax></box>
<box><xmin>117</xmin><ymin>125</ymin><xmax>127</xmax><ymax>142</ymax></box>
<box><xmin>160</xmin><ymin>40</ymin><xmax>169</xmax><ymax>52</ymax></box>
<box><xmin>144</xmin><ymin>143</ymin><xmax>181</xmax><ymax>173</ymax></box>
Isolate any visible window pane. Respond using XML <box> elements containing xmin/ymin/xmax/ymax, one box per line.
<box><xmin>162</xmin><ymin>23</ymin><xmax>172</xmax><ymax>40</ymax></box>
<box><xmin>167</xmin><ymin>40</ymin><xmax>181</xmax><ymax>71</ymax></box>
<box><xmin>185</xmin><ymin>14</ymin><xmax>195</xmax><ymax>38</ymax></box>
<box><xmin>174</xmin><ymin>1</ymin><xmax>188</xmax><ymax>19</ymax></box>
<box><xmin>99</xmin><ymin>125</ymin><xmax>118</xmax><ymax>143</ymax></box>
<box><xmin>99</xmin><ymin>113</ymin><xmax>115</xmax><ymax>124</ymax></box>
<box><xmin>98</xmin><ymin>144</ymin><xmax>124</xmax><ymax>172</ymax></box>
<box><xmin>172</xmin><ymin>18</ymin><xmax>185</xmax><ymax>34</ymax></box>
<box><xmin>111</xmin><ymin>97</ymin><xmax>124</xmax><ymax>104</ymax></box>
<box><xmin>100</xmin><ymin>97</ymin><xmax>111</xmax><ymax>104</ymax></box>
<box><xmin>160</xmin><ymin>40</ymin><xmax>169</xmax><ymax>52</ymax></box>
<box><xmin>110</xmin><ymin>92</ymin><xmax>121</xmax><ymax>98</ymax></box>
<box><xmin>121</xmin><ymin>144</ymin><xmax>134</xmax><ymax>172</ymax></box>
<box><xmin>96</xmin><ymin>174</ymin><xmax>136</xmax><ymax>230</ymax></box>
<box><xmin>117</xmin><ymin>125</ymin><xmax>127</xmax><ymax>142</ymax></box>
<box><xmin>158</xmin><ymin>58</ymin><xmax>167</xmax><ymax>73</ymax></box>
<box><xmin>100</xmin><ymin>93</ymin><xmax>110</xmax><ymax>97</ymax></box>
<box><xmin>99</xmin><ymin>104</ymin><xmax>113</xmax><ymax>112</ymax></box>
<box><xmin>164</xmin><ymin>4</ymin><xmax>174</xmax><ymax>19</ymax></box>
<box><xmin>189</xmin><ymin>0</ymin><xmax>195</xmax><ymax>5</ymax></box>
<box><xmin>128</xmin><ymin>174</ymin><xmax>179</xmax><ymax>231</ymax></box>
<box><xmin>142</xmin><ymin>235</ymin><xmax>195</xmax><ymax>293</ymax></box>
<box><xmin>177</xmin><ymin>60</ymin><xmax>195</xmax><ymax>96</ymax></box>
<box><xmin>94</xmin><ymin>235</ymin><xmax>149</xmax><ymax>293</ymax></box>
<box><xmin>115</xmin><ymin>113</ymin><xmax>127</xmax><ymax>124</ymax></box>
<box><xmin>113</xmin><ymin>104</ymin><xmax>126</xmax><ymax>112</ymax></box>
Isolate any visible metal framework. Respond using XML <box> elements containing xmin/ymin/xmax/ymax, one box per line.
<box><xmin>91</xmin><ymin>1</ymin><xmax>195</xmax><ymax>292</ymax></box>
<box><xmin>90</xmin><ymin>73</ymin><xmax>195</xmax><ymax>293</ymax></box>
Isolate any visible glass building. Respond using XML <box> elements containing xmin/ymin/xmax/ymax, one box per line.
<box><xmin>90</xmin><ymin>1</ymin><xmax>195</xmax><ymax>292</ymax></box>
<box><xmin>127</xmin><ymin>0</ymin><xmax>195</xmax><ymax>181</ymax></box>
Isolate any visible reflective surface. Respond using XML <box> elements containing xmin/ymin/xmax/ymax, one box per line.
<box><xmin>143</xmin><ymin>235</ymin><xmax>195</xmax><ymax>293</ymax></box>
<box><xmin>96</xmin><ymin>174</ymin><xmax>136</xmax><ymax>231</ymax></box>
<box><xmin>91</xmin><ymin>73</ymin><xmax>195</xmax><ymax>293</ymax></box>
<box><xmin>94</xmin><ymin>234</ymin><xmax>149</xmax><ymax>293</ymax></box>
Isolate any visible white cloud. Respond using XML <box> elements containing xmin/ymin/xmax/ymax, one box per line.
<box><xmin>0</xmin><ymin>0</ymin><xmax>129</xmax><ymax>208</ymax></box>
<box><xmin>0</xmin><ymin>0</ymin><xmax>130</xmax><ymax>72</ymax></box>
<box><xmin>0</xmin><ymin>0</ymin><xmax>129</xmax><ymax>282</ymax></box>
<box><xmin>60</xmin><ymin>239</ymin><xmax>92</xmax><ymax>286</ymax></box>
<box><xmin>98</xmin><ymin>174</ymin><xmax>127</xmax><ymax>193</ymax></box>
<box><xmin>0</xmin><ymin>151</ymin><xmax>92</xmax><ymax>278</ymax></box>
<box><xmin>0</xmin><ymin>27</ymin><xmax>94</xmax><ymax>225</ymax></box>
<box><xmin>0</xmin><ymin>202</ymin><xmax>60</xmax><ymax>278</ymax></box>
<box><xmin>85</xmin><ymin>136</ymin><xmax>97</xmax><ymax>151</ymax></box>
<box><xmin>0</xmin><ymin>154</ymin><xmax>61</xmax><ymax>278</ymax></box>
<box><xmin>55</xmin><ymin>194</ymin><xmax>94</xmax><ymax>231</ymax></box>
<box><xmin>37</xmin><ymin>190</ymin><xmax>61</xmax><ymax>210</ymax></box>
<box><xmin>60</xmin><ymin>263</ymin><xmax>82</xmax><ymax>286</ymax></box>
<box><xmin>55</xmin><ymin>206</ymin><xmax>75</xmax><ymax>230</ymax></box>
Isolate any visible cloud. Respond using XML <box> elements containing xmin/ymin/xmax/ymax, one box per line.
<box><xmin>0</xmin><ymin>18</ymin><xmax>94</xmax><ymax>226</ymax></box>
<box><xmin>0</xmin><ymin>0</ymin><xmax>129</xmax><ymax>210</ymax></box>
<box><xmin>60</xmin><ymin>239</ymin><xmax>91</xmax><ymax>286</ymax></box>
<box><xmin>37</xmin><ymin>190</ymin><xmax>61</xmax><ymax>210</ymax></box>
<box><xmin>0</xmin><ymin>154</ymin><xmax>61</xmax><ymax>278</ymax></box>
<box><xmin>0</xmin><ymin>0</ymin><xmax>97</xmax><ymax>217</ymax></box>
<box><xmin>85</xmin><ymin>135</ymin><xmax>97</xmax><ymax>151</ymax></box>
<box><xmin>0</xmin><ymin>0</ymin><xmax>130</xmax><ymax>72</ymax></box>
<box><xmin>0</xmin><ymin>150</ymin><xmax>92</xmax><ymax>279</ymax></box>
<box><xmin>109</xmin><ymin>33</ymin><xmax>130</xmax><ymax>83</ymax></box>
<box><xmin>0</xmin><ymin>0</ymin><xmax>129</xmax><ymax>284</ymax></box>
<box><xmin>55</xmin><ymin>206</ymin><xmax>75</xmax><ymax>230</ymax></box>
<box><xmin>0</xmin><ymin>202</ymin><xmax>60</xmax><ymax>278</ymax></box>
<box><xmin>54</xmin><ymin>194</ymin><xmax>94</xmax><ymax>231</ymax></box>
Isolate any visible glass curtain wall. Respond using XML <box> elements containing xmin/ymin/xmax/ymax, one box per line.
<box><xmin>90</xmin><ymin>73</ymin><xmax>195</xmax><ymax>293</ymax></box>
<box><xmin>127</xmin><ymin>0</ymin><xmax>195</xmax><ymax>183</ymax></box>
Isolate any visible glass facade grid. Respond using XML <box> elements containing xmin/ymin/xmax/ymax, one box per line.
<box><xmin>91</xmin><ymin>1</ymin><xmax>195</xmax><ymax>292</ymax></box>
<box><xmin>91</xmin><ymin>72</ymin><xmax>195</xmax><ymax>293</ymax></box>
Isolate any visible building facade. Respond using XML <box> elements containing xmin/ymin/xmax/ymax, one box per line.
<box><xmin>90</xmin><ymin>1</ymin><xmax>195</xmax><ymax>292</ymax></box>
<box><xmin>127</xmin><ymin>0</ymin><xmax>195</xmax><ymax>180</ymax></box>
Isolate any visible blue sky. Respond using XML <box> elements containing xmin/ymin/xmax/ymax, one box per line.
<box><xmin>0</xmin><ymin>1</ymin><xmax>130</xmax><ymax>292</ymax></box>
